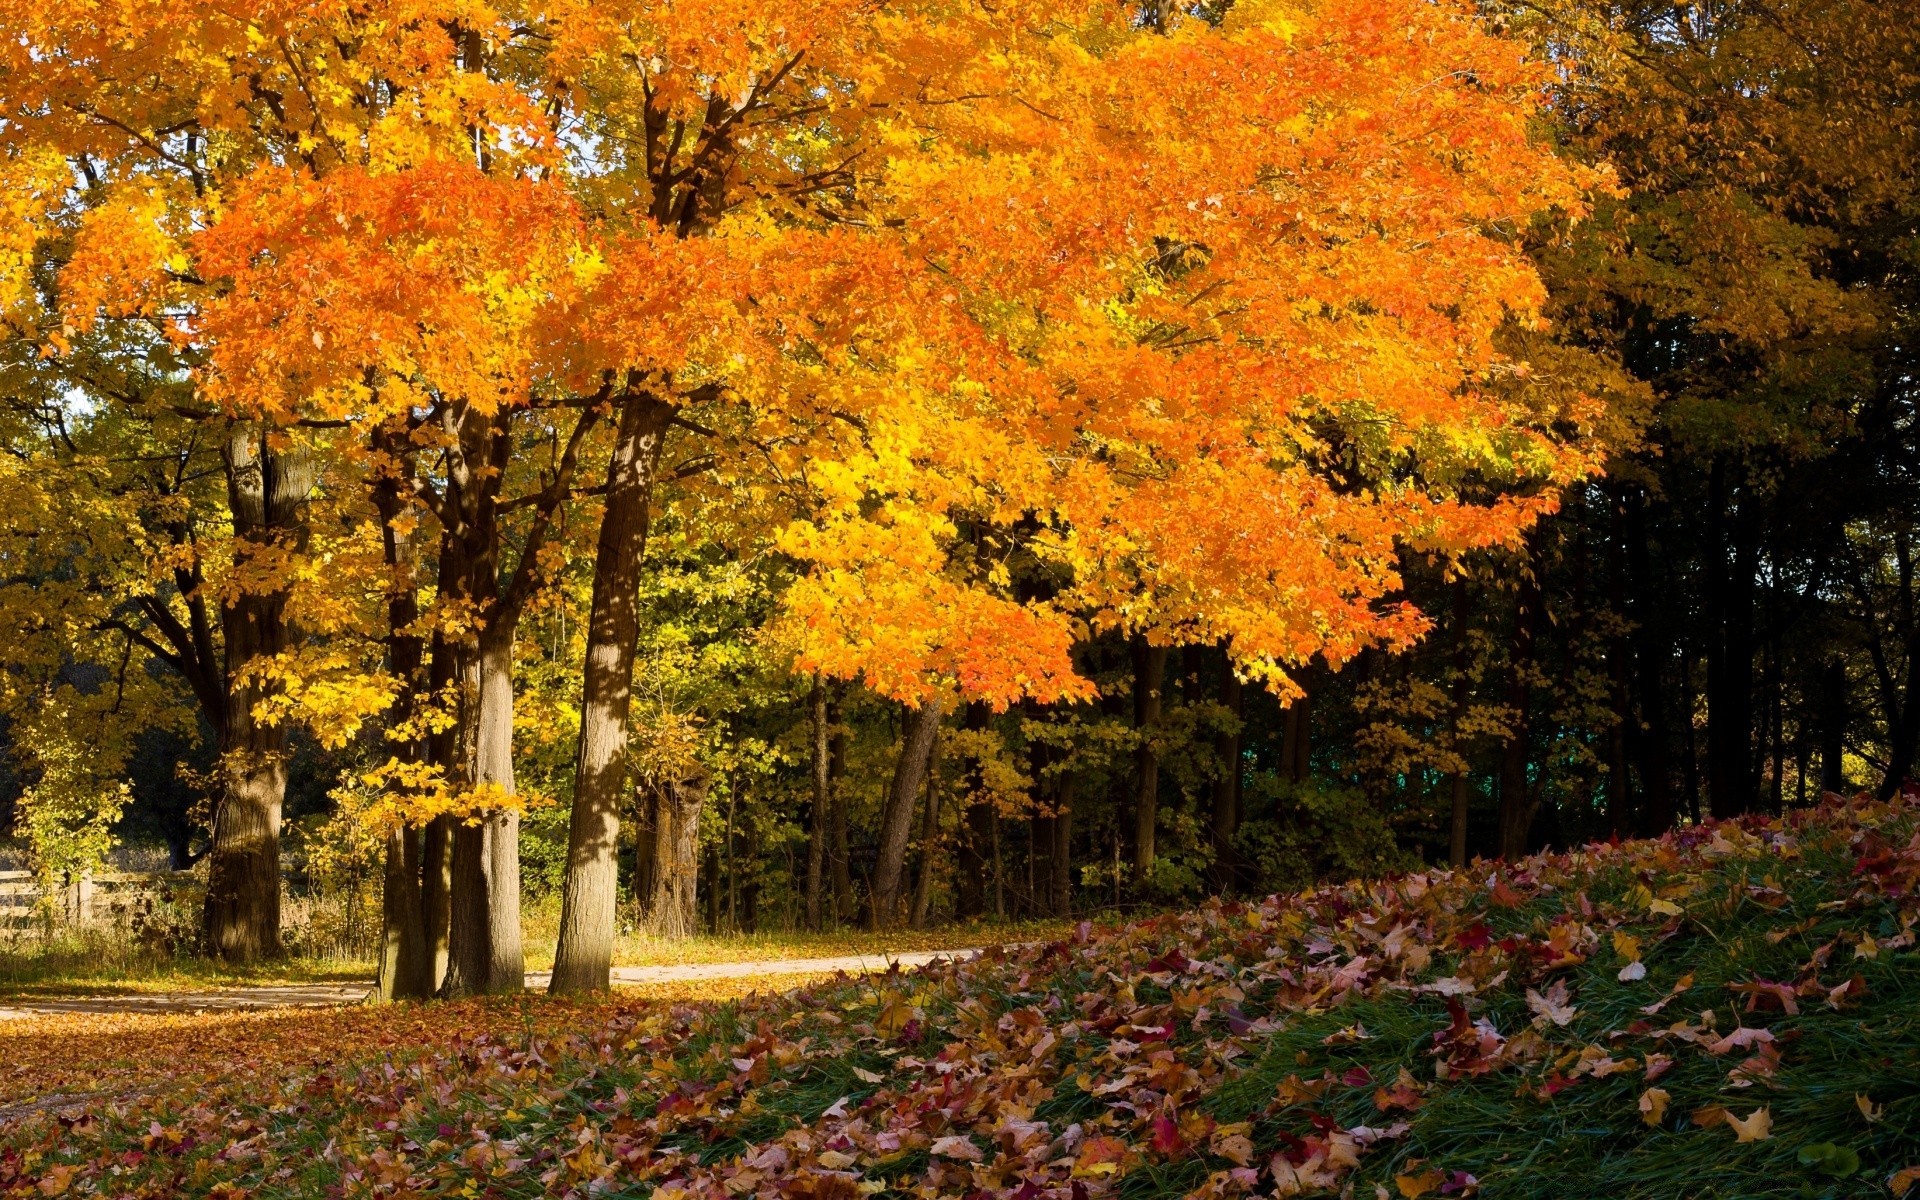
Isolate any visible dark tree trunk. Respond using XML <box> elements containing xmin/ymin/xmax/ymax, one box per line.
<box><xmin>1706</xmin><ymin>460</ymin><xmax>1757</xmax><ymax>818</ymax></box>
<box><xmin>1626</xmin><ymin>490</ymin><xmax>1675</xmax><ymax>835</ymax></box>
<box><xmin>1446</xmin><ymin>577</ymin><xmax>1473</xmax><ymax>867</ymax></box>
<box><xmin>1130</xmin><ymin>636</ymin><xmax>1169</xmax><ymax>882</ymax></box>
<box><xmin>1050</xmin><ymin>773</ymin><xmax>1074</xmax><ymax>917</ymax></box>
<box><xmin>552</xmin><ymin>396</ymin><xmax>673</xmax><ymax>992</ymax></box>
<box><xmin>1498</xmin><ymin>534</ymin><xmax>1545</xmax><ymax>860</ymax></box>
<box><xmin>805</xmin><ymin>678</ymin><xmax>830</xmax><ymax>932</ymax></box>
<box><xmin>1606</xmin><ymin>488</ymin><xmax>1634</xmax><ymax>836</ymax></box>
<box><xmin>1820</xmin><ymin>659</ymin><xmax>1848</xmax><ymax>794</ymax></box>
<box><xmin>1209</xmin><ymin>646</ymin><xmax>1243</xmax><ymax>891</ymax></box>
<box><xmin>203</xmin><ymin>427</ymin><xmax>315</xmax><ymax>963</ymax></box>
<box><xmin>910</xmin><ymin>729</ymin><xmax>944</xmax><ymax>929</ymax></box>
<box><xmin>371</xmin><ymin>423</ymin><xmax>432</xmax><ymax>1002</ymax></box>
<box><xmin>1281</xmin><ymin>681</ymin><xmax>1313</xmax><ymax>784</ymax></box>
<box><xmin>827</xmin><ymin>702</ymin><xmax>853</xmax><ymax>924</ymax></box>
<box><xmin>870</xmin><ymin>699</ymin><xmax>944</xmax><ymax>928</ymax></box>
<box><xmin>955</xmin><ymin>703</ymin><xmax>991</xmax><ymax>919</ymax></box>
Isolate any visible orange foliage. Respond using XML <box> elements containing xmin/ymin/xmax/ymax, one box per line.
<box><xmin>2</xmin><ymin>0</ymin><xmax>1607</xmax><ymax>707</ymax></box>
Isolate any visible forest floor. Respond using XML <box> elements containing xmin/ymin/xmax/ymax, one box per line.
<box><xmin>0</xmin><ymin>919</ymin><xmax>1070</xmax><ymax>1000</ymax></box>
<box><xmin>0</xmin><ymin>947</ymin><xmax>988</xmax><ymax>1018</ymax></box>
<box><xmin>6</xmin><ymin>800</ymin><xmax>1920</xmax><ymax>1199</ymax></box>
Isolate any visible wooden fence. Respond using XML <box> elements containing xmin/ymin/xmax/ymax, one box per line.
<box><xmin>0</xmin><ymin>869</ymin><xmax>194</xmax><ymax>929</ymax></box>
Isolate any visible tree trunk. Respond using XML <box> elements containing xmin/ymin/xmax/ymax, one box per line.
<box><xmin>1498</xmin><ymin>534</ymin><xmax>1545</xmax><ymax>860</ymax></box>
<box><xmin>203</xmin><ymin>426</ymin><xmax>314</xmax><ymax>963</ymax></box>
<box><xmin>1706</xmin><ymin>460</ymin><xmax>1757</xmax><ymax>818</ymax></box>
<box><xmin>550</xmin><ymin>396</ymin><xmax>674</xmax><ymax>992</ymax></box>
<box><xmin>827</xmin><ymin>703</ymin><xmax>853</xmax><ymax>924</ymax></box>
<box><xmin>910</xmin><ymin>729</ymin><xmax>944</xmax><ymax>929</ymax></box>
<box><xmin>640</xmin><ymin>772</ymin><xmax>707</xmax><ymax>937</ymax></box>
<box><xmin>371</xmin><ymin>424</ymin><xmax>432</xmax><ymax>1002</ymax></box>
<box><xmin>1626</xmin><ymin>490</ymin><xmax>1675</xmax><ymax>835</ymax></box>
<box><xmin>1820</xmin><ymin>658</ymin><xmax>1848</xmax><ymax>793</ymax></box>
<box><xmin>870</xmin><ymin>699</ymin><xmax>944</xmax><ymax>928</ymax></box>
<box><xmin>1209</xmin><ymin>647</ymin><xmax>1243</xmax><ymax>891</ymax></box>
<box><xmin>1281</xmin><ymin>680</ymin><xmax>1313</xmax><ymax>783</ymax></box>
<box><xmin>1050</xmin><ymin>773</ymin><xmax>1073</xmax><ymax>917</ymax></box>
<box><xmin>805</xmin><ymin>678</ymin><xmax>830</xmax><ymax>932</ymax></box>
<box><xmin>1447</xmin><ymin>577</ymin><xmax>1474</xmax><ymax>868</ymax></box>
<box><xmin>1130</xmin><ymin>636</ymin><xmax>1168</xmax><ymax>882</ymax></box>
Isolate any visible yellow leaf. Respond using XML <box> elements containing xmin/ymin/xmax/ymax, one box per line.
<box><xmin>1396</xmin><ymin>1167</ymin><xmax>1445</xmax><ymax>1198</ymax></box>
<box><xmin>1611</xmin><ymin>931</ymin><xmax>1642</xmax><ymax>961</ymax></box>
<box><xmin>1638</xmin><ymin>1088</ymin><xmax>1670</xmax><ymax>1127</ymax></box>
<box><xmin>1726</xmin><ymin>1107</ymin><xmax>1772</xmax><ymax>1143</ymax></box>
<box><xmin>1891</xmin><ymin>1167</ymin><xmax>1920</xmax><ymax>1197</ymax></box>
<box><xmin>1648</xmin><ymin>898</ymin><xmax>1684</xmax><ymax>917</ymax></box>
<box><xmin>1857</xmin><ymin>1094</ymin><xmax>1883</xmax><ymax>1123</ymax></box>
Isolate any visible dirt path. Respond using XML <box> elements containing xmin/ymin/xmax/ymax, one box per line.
<box><xmin>0</xmin><ymin>948</ymin><xmax>978</xmax><ymax>1018</ymax></box>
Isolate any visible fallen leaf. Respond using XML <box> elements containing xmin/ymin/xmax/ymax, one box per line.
<box><xmin>1638</xmin><ymin>1087</ymin><xmax>1670</xmax><ymax>1127</ymax></box>
<box><xmin>1526</xmin><ymin>980</ymin><xmax>1577</xmax><ymax>1027</ymax></box>
<box><xmin>1857</xmin><ymin>1094</ymin><xmax>1883</xmax><ymax>1123</ymax></box>
<box><xmin>1725</xmin><ymin>1107</ymin><xmax>1772</xmax><ymax>1142</ymax></box>
<box><xmin>1892</xmin><ymin>1167</ymin><xmax>1920</xmax><ymax>1197</ymax></box>
<box><xmin>1396</xmin><ymin>1166</ymin><xmax>1445</xmax><ymax>1197</ymax></box>
<box><xmin>1617</xmin><ymin>960</ymin><xmax>1647</xmax><ymax>982</ymax></box>
<box><xmin>929</xmin><ymin>1136</ymin><xmax>982</xmax><ymax>1162</ymax></box>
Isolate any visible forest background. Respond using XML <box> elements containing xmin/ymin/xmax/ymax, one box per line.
<box><xmin>0</xmin><ymin>0</ymin><xmax>1914</xmax><ymax>997</ymax></box>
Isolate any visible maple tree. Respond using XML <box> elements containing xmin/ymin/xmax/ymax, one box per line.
<box><xmin>0</xmin><ymin>0</ymin><xmax>1604</xmax><ymax>978</ymax></box>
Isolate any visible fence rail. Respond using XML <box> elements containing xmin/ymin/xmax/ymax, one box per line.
<box><xmin>0</xmin><ymin>869</ymin><xmax>196</xmax><ymax>928</ymax></box>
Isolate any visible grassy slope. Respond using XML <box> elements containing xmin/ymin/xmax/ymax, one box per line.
<box><xmin>5</xmin><ymin>799</ymin><xmax>1919</xmax><ymax>1200</ymax></box>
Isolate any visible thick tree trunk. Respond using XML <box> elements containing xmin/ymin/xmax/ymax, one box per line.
<box><xmin>1209</xmin><ymin>648</ymin><xmax>1243</xmax><ymax>891</ymax></box>
<box><xmin>1498</xmin><ymin>536</ymin><xmax>1545</xmax><ymax>860</ymax></box>
<box><xmin>638</xmin><ymin>772</ymin><xmax>707</xmax><ymax>938</ymax></box>
<box><xmin>203</xmin><ymin>427</ymin><xmax>313</xmax><ymax>963</ymax></box>
<box><xmin>551</xmin><ymin>396</ymin><xmax>673</xmax><ymax>992</ymax></box>
<box><xmin>378</xmin><ymin>824</ymin><xmax>430</xmax><ymax>1001</ymax></box>
<box><xmin>870</xmin><ymin>699</ymin><xmax>944</xmax><ymax>928</ymax></box>
<box><xmin>805</xmin><ymin>678</ymin><xmax>830</xmax><ymax>932</ymax></box>
<box><xmin>422</xmin><ymin>814</ymin><xmax>453</xmax><ymax>991</ymax></box>
<box><xmin>1130</xmin><ymin>637</ymin><xmax>1168</xmax><ymax>882</ymax></box>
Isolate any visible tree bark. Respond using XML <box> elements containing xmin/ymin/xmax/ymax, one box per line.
<box><xmin>826</xmin><ymin>701</ymin><xmax>853</xmax><ymax>924</ymax></box>
<box><xmin>1626</xmin><ymin>490</ymin><xmax>1675</xmax><ymax>835</ymax></box>
<box><xmin>1498</xmin><ymin>533</ymin><xmax>1545</xmax><ymax>860</ymax></box>
<box><xmin>870</xmin><ymin>699</ymin><xmax>944</xmax><ymax>929</ymax></box>
<box><xmin>1050</xmin><ymin>773</ymin><xmax>1073</xmax><ymax>917</ymax></box>
<box><xmin>910</xmin><ymin>728</ymin><xmax>944</xmax><ymax>929</ymax></box>
<box><xmin>638</xmin><ymin>771</ymin><xmax>707</xmax><ymax>938</ymax></box>
<box><xmin>203</xmin><ymin>426</ymin><xmax>314</xmax><ymax>963</ymax></box>
<box><xmin>1446</xmin><ymin>577</ymin><xmax>1473</xmax><ymax>868</ymax></box>
<box><xmin>550</xmin><ymin>395</ymin><xmax>674</xmax><ymax>992</ymax></box>
<box><xmin>371</xmin><ymin>422</ymin><xmax>432</xmax><ymax>1002</ymax></box>
<box><xmin>1130</xmin><ymin>636</ymin><xmax>1168</xmax><ymax>882</ymax></box>
<box><xmin>805</xmin><ymin>678</ymin><xmax>830</xmax><ymax>931</ymax></box>
<box><xmin>1706</xmin><ymin>459</ymin><xmax>1757</xmax><ymax>818</ymax></box>
<box><xmin>1209</xmin><ymin>647</ymin><xmax>1243</xmax><ymax>891</ymax></box>
<box><xmin>1820</xmin><ymin>658</ymin><xmax>1848</xmax><ymax>793</ymax></box>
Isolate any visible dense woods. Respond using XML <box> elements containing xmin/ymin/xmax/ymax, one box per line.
<box><xmin>0</xmin><ymin>0</ymin><xmax>1915</xmax><ymax>997</ymax></box>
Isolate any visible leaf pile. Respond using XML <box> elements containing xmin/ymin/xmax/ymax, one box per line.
<box><xmin>9</xmin><ymin>795</ymin><xmax>1920</xmax><ymax>1199</ymax></box>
